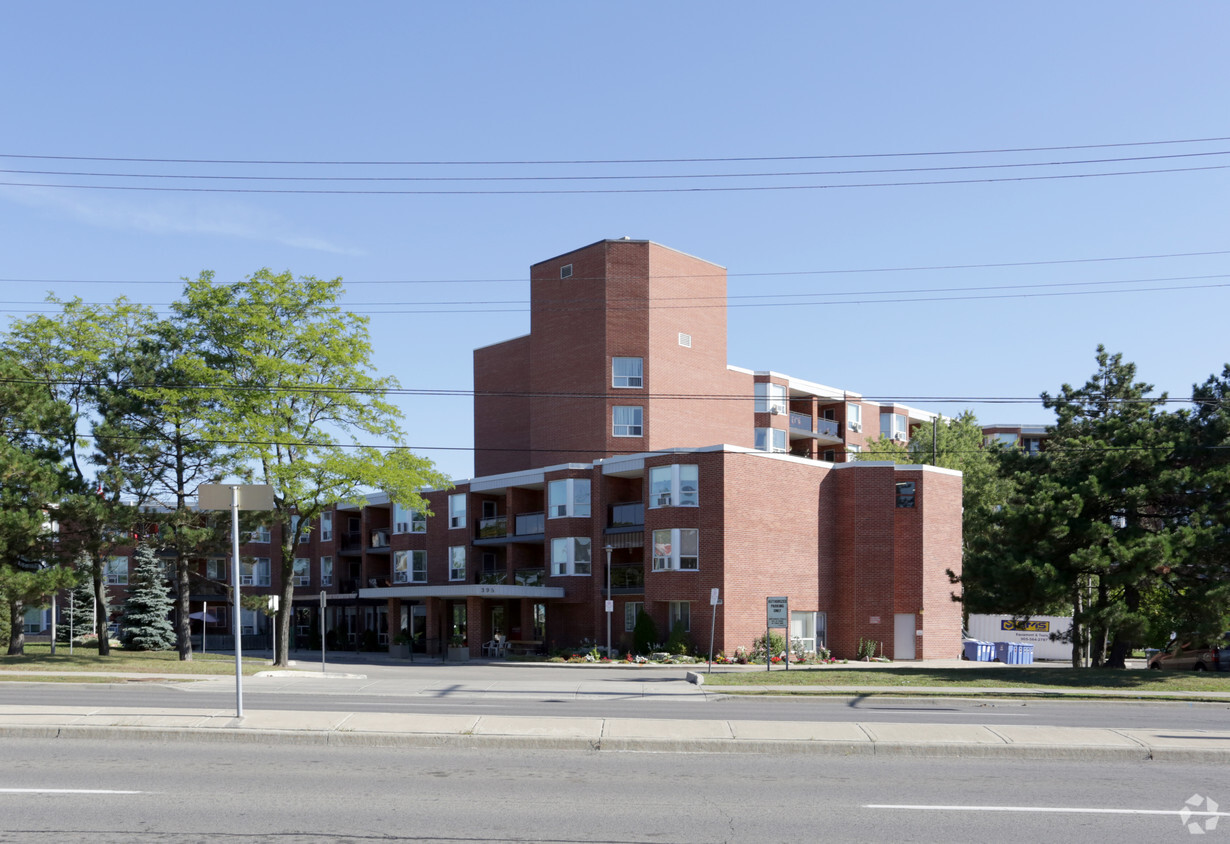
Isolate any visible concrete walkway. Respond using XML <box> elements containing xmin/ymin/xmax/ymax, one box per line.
<box><xmin>2</xmin><ymin>657</ymin><xmax>1228</xmax><ymax>761</ymax></box>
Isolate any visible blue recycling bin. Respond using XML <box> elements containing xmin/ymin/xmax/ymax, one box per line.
<box><xmin>994</xmin><ymin>641</ymin><xmax>1022</xmax><ymax>663</ymax></box>
<box><xmin>1017</xmin><ymin>643</ymin><xmax>1034</xmax><ymax>664</ymax></box>
<box><xmin>964</xmin><ymin>640</ymin><xmax>995</xmax><ymax>661</ymax></box>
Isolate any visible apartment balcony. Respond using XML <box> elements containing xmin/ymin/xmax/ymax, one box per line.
<box><xmin>476</xmin><ymin>513</ymin><xmax>545</xmax><ymax>546</ymax></box>
<box><xmin>478</xmin><ymin>570</ymin><xmax>508</xmax><ymax>586</ymax></box>
<box><xmin>608</xmin><ymin>502</ymin><xmax>644</xmax><ymax>530</ymax></box>
<box><xmin>477</xmin><ymin>515</ymin><xmax>508</xmax><ymax>540</ymax></box>
<box><xmin>368</xmin><ymin>529</ymin><xmax>391</xmax><ymax>552</ymax></box>
<box><xmin>338</xmin><ymin>532</ymin><xmax>364</xmax><ymax>555</ymax></box>
<box><xmin>788</xmin><ymin>412</ymin><xmax>844</xmax><ymax>445</ymax></box>
<box><xmin>515</xmin><ymin>512</ymin><xmax>545</xmax><ymax>538</ymax></box>
<box><xmin>513</xmin><ymin>567</ymin><xmax>545</xmax><ymax>587</ymax></box>
<box><xmin>602</xmin><ymin>564</ymin><xmax>644</xmax><ymax>596</ymax></box>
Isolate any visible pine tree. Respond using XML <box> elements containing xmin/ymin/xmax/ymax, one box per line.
<box><xmin>56</xmin><ymin>570</ymin><xmax>97</xmax><ymax>643</ymax></box>
<box><xmin>118</xmin><ymin>544</ymin><xmax>176</xmax><ymax>651</ymax></box>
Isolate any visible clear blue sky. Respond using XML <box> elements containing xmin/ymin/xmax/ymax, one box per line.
<box><xmin>3</xmin><ymin>3</ymin><xmax>1228</xmax><ymax>482</ymax></box>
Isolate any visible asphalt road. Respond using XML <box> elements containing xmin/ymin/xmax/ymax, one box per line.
<box><xmin>1</xmin><ymin>679</ymin><xmax>1228</xmax><ymax>731</ymax></box>
<box><xmin>0</xmin><ymin>737</ymin><xmax>1223</xmax><ymax>843</ymax></box>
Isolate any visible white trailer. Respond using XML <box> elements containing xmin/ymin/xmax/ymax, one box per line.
<box><xmin>968</xmin><ymin>614</ymin><xmax>1073</xmax><ymax>661</ymax></box>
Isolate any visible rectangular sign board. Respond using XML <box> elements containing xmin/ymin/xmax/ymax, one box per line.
<box><xmin>766</xmin><ymin>596</ymin><xmax>789</xmax><ymax>628</ymax></box>
<box><xmin>197</xmin><ymin>483</ymin><xmax>275</xmax><ymax>511</ymax></box>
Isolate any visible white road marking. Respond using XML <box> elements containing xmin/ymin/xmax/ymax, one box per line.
<box><xmin>866</xmin><ymin>804</ymin><xmax>1230</xmax><ymax>817</ymax></box>
<box><xmin>0</xmin><ymin>788</ymin><xmax>148</xmax><ymax>795</ymax></box>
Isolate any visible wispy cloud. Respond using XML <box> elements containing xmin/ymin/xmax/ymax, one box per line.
<box><xmin>0</xmin><ymin>185</ymin><xmax>364</xmax><ymax>256</ymax></box>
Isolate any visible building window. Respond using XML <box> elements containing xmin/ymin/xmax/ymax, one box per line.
<box><xmin>241</xmin><ymin>557</ymin><xmax>271</xmax><ymax>587</ymax></box>
<box><xmin>823</xmin><ymin>450</ymin><xmax>836</xmax><ymax>462</ymax></box>
<box><xmin>240</xmin><ymin>609</ymin><xmax>260</xmax><ymax>636</ymax></box>
<box><xmin>754</xmin><ymin>428</ymin><xmax>787</xmax><ymax>453</ymax></box>
<box><xmin>648</xmin><ymin>464</ymin><xmax>699</xmax><ymax>508</ymax></box>
<box><xmin>551</xmin><ymin>537</ymin><xmax>592</xmax><ymax>577</ymax></box>
<box><xmin>449</xmin><ymin>546</ymin><xmax>466</xmax><ymax>581</ymax></box>
<box><xmin>206</xmin><ymin>557</ymin><xmax>227</xmax><ymax>582</ymax></box>
<box><xmin>624</xmin><ymin>601</ymin><xmax>644</xmax><ymax>632</ymax></box>
<box><xmin>320</xmin><ymin>556</ymin><xmax>333</xmax><ymax>587</ymax></box>
<box><xmin>394</xmin><ymin>550</ymin><xmax>427</xmax><ymax>584</ymax></box>
<box><xmin>896</xmin><ymin>481</ymin><xmax>916</xmax><ymax>508</ymax></box>
<box><xmin>560</xmin><ymin>263</ymin><xmax>573</xmax><ymax>279</ymax></box>
<box><xmin>613</xmin><ymin>406</ymin><xmax>643</xmax><ymax>437</ymax></box>
<box><xmin>105</xmin><ymin>556</ymin><xmax>129</xmax><ymax>585</ymax></box>
<box><xmin>848</xmin><ymin>404</ymin><xmax>862</xmax><ymax>432</ymax></box>
<box><xmin>754</xmin><ymin>382</ymin><xmax>787</xmax><ymax>414</ymax></box>
<box><xmin>652</xmin><ymin>528</ymin><xmax>699</xmax><ymax>571</ymax></box>
<box><xmin>847</xmin><ymin>444</ymin><xmax>862</xmax><ymax>455</ymax></box>
<box><xmin>548</xmin><ymin>478</ymin><xmax>591</xmax><ymax>518</ymax></box>
<box><xmin>393</xmin><ymin>503</ymin><xmax>426</xmax><ymax>534</ymax></box>
<box><xmin>1023</xmin><ymin>437</ymin><xmax>1043</xmax><ymax>454</ymax></box>
<box><xmin>449</xmin><ymin>494</ymin><xmax>466</xmax><ymax>529</ymax></box>
<box><xmin>23</xmin><ymin>607</ymin><xmax>45</xmax><ymax>634</ymax></box>
<box><xmin>612</xmin><ymin>356</ymin><xmax>643</xmax><ymax>388</ymax></box>
<box><xmin>678</xmin><ymin>332</ymin><xmax>691</xmax><ymax>348</ymax></box>
<box><xmin>320</xmin><ymin>512</ymin><xmax>333</xmax><ymax>542</ymax></box>
<box><xmin>290</xmin><ymin>516</ymin><xmax>310</xmax><ymax>544</ymax></box>
<box><xmin>881</xmin><ymin>413</ymin><xmax>907</xmax><ymax>441</ymax></box>
<box><xmin>668</xmin><ymin>601</ymin><xmax>691</xmax><ymax>633</ymax></box>
<box><xmin>249</xmin><ymin>525</ymin><xmax>271</xmax><ymax>544</ymax></box>
<box><xmin>293</xmin><ymin>558</ymin><xmax>311</xmax><ymax>587</ymax></box>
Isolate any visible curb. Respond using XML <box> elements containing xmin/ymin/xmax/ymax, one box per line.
<box><xmin>4</xmin><ymin>724</ymin><xmax>1228</xmax><ymax>763</ymax></box>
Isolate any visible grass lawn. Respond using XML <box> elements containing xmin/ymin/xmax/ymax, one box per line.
<box><xmin>703</xmin><ymin>664</ymin><xmax>1230</xmax><ymax>696</ymax></box>
<box><xmin>0</xmin><ymin>643</ymin><xmax>268</xmax><ymax>677</ymax></box>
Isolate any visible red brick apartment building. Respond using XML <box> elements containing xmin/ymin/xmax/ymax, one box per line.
<box><xmin>55</xmin><ymin>239</ymin><xmax>962</xmax><ymax>662</ymax></box>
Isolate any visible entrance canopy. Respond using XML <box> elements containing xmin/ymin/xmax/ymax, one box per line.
<box><xmin>358</xmin><ymin>583</ymin><xmax>565</xmax><ymax>600</ymax></box>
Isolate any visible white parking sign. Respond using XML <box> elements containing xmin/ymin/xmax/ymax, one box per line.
<box><xmin>766</xmin><ymin>596</ymin><xmax>789</xmax><ymax>628</ymax></box>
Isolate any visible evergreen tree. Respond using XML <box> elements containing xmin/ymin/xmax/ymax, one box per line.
<box><xmin>56</xmin><ymin>568</ymin><xmax>97</xmax><ymax>643</ymax></box>
<box><xmin>118</xmin><ymin>544</ymin><xmax>176</xmax><ymax>651</ymax></box>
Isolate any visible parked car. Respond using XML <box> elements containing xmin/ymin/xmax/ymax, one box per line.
<box><xmin>1147</xmin><ymin>634</ymin><xmax>1230</xmax><ymax>671</ymax></box>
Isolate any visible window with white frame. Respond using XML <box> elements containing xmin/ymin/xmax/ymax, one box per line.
<box><xmin>612</xmin><ymin>356</ymin><xmax>643</xmax><ymax>388</ymax></box>
<box><xmin>320</xmin><ymin>511</ymin><xmax>333</xmax><ymax>542</ymax></box>
<box><xmin>548</xmin><ymin>478</ymin><xmax>591</xmax><ymax>518</ymax></box>
<box><xmin>206</xmin><ymin>557</ymin><xmax>227</xmax><ymax>582</ymax></box>
<box><xmin>612</xmin><ymin>406</ymin><xmax>643</xmax><ymax>437</ymax></box>
<box><xmin>847</xmin><ymin>403</ymin><xmax>862</xmax><ymax>431</ymax></box>
<box><xmin>652</xmin><ymin>528</ymin><xmax>699</xmax><ymax>571</ymax></box>
<box><xmin>240</xmin><ymin>609</ymin><xmax>259</xmax><ymax>636</ymax></box>
<box><xmin>754</xmin><ymin>427</ymin><xmax>787</xmax><ymax>453</ymax></box>
<box><xmin>648</xmin><ymin>464</ymin><xmax>699</xmax><ymax>508</ymax></box>
<box><xmin>249</xmin><ymin>525</ymin><xmax>271</xmax><ymax>544</ymax></box>
<box><xmin>881</xmin><ymin>412</ymin><xmax>907</xmax><ymax>440</ymax></box>
<box><xmin>292</xmin><ymin>558</ymin><xmax>311</xmax><ymax>586</ymax></box>
<box><xmin>290</xmin><ymin>516</ymin><xmax>309</xmax><ymax>544</ymax></box>
<box><xmin>393</xmin><ymin>503</ymin><xmax>426</xmax><ymax>534</ymax></box>
<box><xmin>320</xmin><ymin>555</ymin><xmax>333</xmax><ymax>586</ymax></box>
<box><xmin>23</xmin><ymin>607</ymin><xmax>45</xmax><ymax>634</ymax></box>
<box><xmin>241</xmin><ymin>557</ymin><xmax>271</xmax><ymax>587</ymax></box>
<box><xmin>394</xmin><ymin>549</ymin><xmax>427</xmax><ymax>584</ymax></box>
<box><xmin>754</xmin><ymin>382</ymin><xmax>787</xmax><ymax>414</ymax></box>
<box><xmin>847</xmin><ymin>444</ymin><xmax>862</xmax><ymax>455</ymax></box>
<box><xmin>987</xmin><ymin>432</ymin><xmax>1017</xmax><ymax>447</ymax></box>
<box><xmin>668</xmin><ymin>601</ymin><xmax>691</xmax><ymax>633</ymax></box>
<box><xmin>105</xmin><ymin>556</ymin><xmax>129</xmax><ymax>585</ymax></box>
<box><xmin>550</xmin><ymin>537</ymin><xmax>592</xmax><ymax>576</ymax></box>
<box><xmin>448</xmin><ymin>546</ymin><xmax>466</xmax><ymax>581</ymax></box>
<box><xmin>448</xmin><ymin>494</ymin><xmax>466</xmax><ymax>529</ymax></box>
<box><xmin>624</xmin><ymin>601</ymin><xmax>644</xmax><ymax>632</ymax></box>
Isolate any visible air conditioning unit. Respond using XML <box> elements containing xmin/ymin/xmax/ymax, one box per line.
<box><xmin>849</xmin><ymin>421</ymin><xmax>862</xmax><ymax>433</ymax></box>
<box><xmin>892</xmin><ymin>431</ymin><xmax>906</xmax><ymax>442</ymax></box>
<box><xmin>769</xmin><ymin>406</ymin><xmax>784</xmax><ymax>415</ymax></box>
<box><xmin>394</xmin><ymin>521</ymin><xmax>409</xmax><ymax>534</ymax></box>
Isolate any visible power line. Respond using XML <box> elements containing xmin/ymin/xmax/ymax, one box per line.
<box><xmin>4</xmin><ymin>135</ymin><xmax>1228</xmax><ymax>166</ymax></box>
<box><xmin>3</xmin><ymin>162</ymin><xmax>1228</xmax><ymax>195</ymax></box>
<box><xmin>5</xmin><ymin>148</ymin><xmax>1230</xmax><ymax>184</ymax></box>
<box><xmin>4</xmin><ymin>248</ymin><xmax>1228</xmax><ymax>287</ymax></box>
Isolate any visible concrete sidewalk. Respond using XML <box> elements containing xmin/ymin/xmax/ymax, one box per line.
<box><xmin>3</xmin><ymin>658</ymin><xmax>1229</xmax><ymax>761</ymax></box>
<box><xmin>2</xmin><ymin>703</ymin><xmax>1228</xmax><ymax>761</ymax></box>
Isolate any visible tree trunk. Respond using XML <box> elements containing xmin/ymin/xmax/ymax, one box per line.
<box><xmin>93</xmin><ymin>567</ymin><xmax>110</xmax><ymax>656</ymax></box>
<box><xmin>276</xmin><ymin>582</ymin><xmax>293</xmax><ymax>667</ymax></box>
<box><xmin>7</xmin><ymin>598</ymin><xmax>24</xmax><ymax>656</ymax></box>
<box><xmin>176</xmin><ymin>557</ymin><xmax>193</xmax><ymax>661</ymax></box>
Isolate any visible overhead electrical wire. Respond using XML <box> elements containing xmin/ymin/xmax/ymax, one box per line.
<box><xmin>4</xmin><ymin>134</ymin><xmax>1228</xmax><ymax>166</ymax></box>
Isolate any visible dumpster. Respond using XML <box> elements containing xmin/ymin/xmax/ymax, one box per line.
<box><xmin>963</xmin><ymin>640</ymin><xmax>995</xmax><ymax>661</ymax></box>
<box><xmin>994</xmin><ymin>641</ymin><xmax>1019</xmax><ymax>663</ymax></box>
<box><xmin>1017</xmin><ymin>643</ymin><xmax>1034</xmax><ymax>664</ymax></box>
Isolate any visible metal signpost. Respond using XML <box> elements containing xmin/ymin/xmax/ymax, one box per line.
<box><xmin>198</xmin><ymin>483</ymin><xmax>275</xmax><ymax>719</ymax></box>
<box><xmin>320</xmin><ymin>590</ymin><xmax>327</xmax><ymax>673</ymax></box>
<box><xmin>707</xmin><ymin>588</ymin><xmax>721</xmax><ymax>674</ymax></box>
<box><xmin>766</xmin><ymin>596</ymin><xmax>789</xmax><ymax>672</ymax></box>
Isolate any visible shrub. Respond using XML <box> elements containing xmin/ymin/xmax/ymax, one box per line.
<box><xmin>666</xmin><ymin>621</ymin><xmax>690</xmax><ymax>656</ymax></box>
<box><xmin>633</xmin><ymin>610</ymin><xmax>658</xmax><ymax>655</ymax></box>
<box><xmin>751</xmin><ymin>631</ymin><xmax>786</xmax><ymax>661</ymax></box>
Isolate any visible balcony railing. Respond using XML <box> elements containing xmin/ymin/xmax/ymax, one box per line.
<box><xmin>515</xmin><ymin>512</ymin><xmax>545</xmax><ymax>536</ymax></box>
<box><xmin>369</xmin><ymin>529</ymin><xmax>391</xmax><ymax>549</ymax></box>
<box><xmin>609</xmin><ymin>502</ymin><xmax>644</xmax><ymax>528</ymax></box>
<box><xmin>477</xmin><ymin>516</ymin><xmax>508</xmax><ymax>539</ymax></box>
<box><xmin>788</xmin><ymin>411</ymin><xmax>811</xmax><ymax>431</ymax></box>
<box><xmin>816</xmin><ymin>418</ymin><xmax>840</xmax><ymax>439</ymax></box>
<box><xmin>514</xmin><ymin>567</ymin><xmax>545</xmax><ymax>587</ymax></box>
<box><xmin>339</xmin><ymin>532</ymin><xmax>363</xmax><ymax>554</ymax></box>
<box><xmin>479</xmin><ymin>570</ymin><xmax>507</xmax><ymax>585</ymax></box>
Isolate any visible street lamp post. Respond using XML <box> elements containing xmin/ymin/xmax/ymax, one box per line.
<box><xmin>604</xmin><ymin>544</ymin><xmax>613</xmax><ymax>658</ymax></box>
